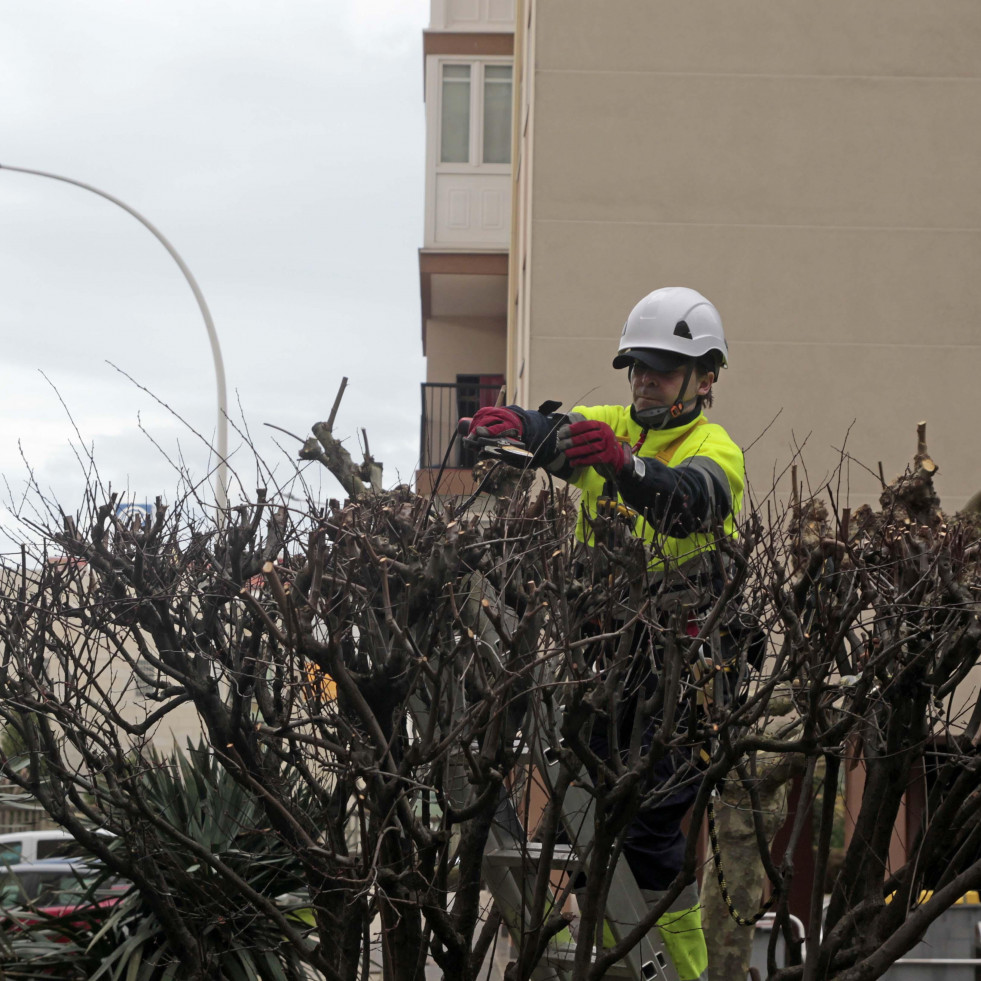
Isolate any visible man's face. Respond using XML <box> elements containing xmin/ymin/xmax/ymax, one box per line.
<box><xmin>630</xmin><ymin>361</ymin><xmax>713</xmax><ymax>412</ymax></box>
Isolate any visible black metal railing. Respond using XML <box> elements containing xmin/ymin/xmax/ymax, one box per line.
<box><xmin>420</xmin><ymin>381</ymin><xmax>506</xmax><ymax>470</ymax></box>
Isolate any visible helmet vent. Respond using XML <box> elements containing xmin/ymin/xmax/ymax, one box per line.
<box><xmin>673</xmin><ymin>320</ymin><xmax>693</xmax><ymax>339</ymax></box>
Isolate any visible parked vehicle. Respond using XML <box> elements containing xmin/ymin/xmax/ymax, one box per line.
<box><xmin>0</xmin><ymin>829</ymin><xmax>112</xmax><ymax>865</ymax></box>
<box><xmin>0</xmin><ymin>859</ymin><xmax>126</xmax><ymax>913</ymax></box>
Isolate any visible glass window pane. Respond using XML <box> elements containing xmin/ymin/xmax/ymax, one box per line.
<box><xmin>38</xmin><ymin>839</ymin><xmax>70</xmax><ymax>859</ymax></box>
<box><xmin>0</xmin><ymin>872</ymin><xmax>22</xmax><ymax>905</ymax></box>
<box><xmin>482</xmin><ymin>65</ymin><xmax>512</xmax><ymax>164</ymax></box>
<box><xmin>440</xmin><ymin>65</ymin><xmax>471</xmax><ymax>164</ymax></box>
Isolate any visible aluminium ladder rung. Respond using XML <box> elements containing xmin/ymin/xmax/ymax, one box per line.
<box><xmin>484</xmin><ymin>842</ymin><xmax>582</xmax><ymax>871</ymax></box>
<box><xmin>545</xmin><ymin>942</ymin><xmax>675</xmax><ymax>981</ymax></box>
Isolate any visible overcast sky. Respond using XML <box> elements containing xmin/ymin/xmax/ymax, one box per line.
<box><xmin>0</xmin><ymin>0</ymin><xmax>430</xmax><ymax>549</ymax></box>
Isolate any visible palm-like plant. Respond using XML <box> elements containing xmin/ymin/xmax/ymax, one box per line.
<box><xmin>0</xmin><ymin>744</ymin><xmax>318</xmax><ymax>981</ymax></box>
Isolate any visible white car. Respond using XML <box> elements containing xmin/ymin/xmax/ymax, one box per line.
<box><xmin>0</xmin><ymin>829</ymin><xmax>112</xmax><ymax>865</ymax></box>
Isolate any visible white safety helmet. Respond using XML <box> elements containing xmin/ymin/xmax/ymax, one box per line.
<box><xmin>613</xmin><ymin>286</ymin><xmax>728</xmax><ymax>375</ymax></box>
<box><xmin>613</xmin><ymin>287</ymin><xmax>728</xmax><ymax>429</ymax></box>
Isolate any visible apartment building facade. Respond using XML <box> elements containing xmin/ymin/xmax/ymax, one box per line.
<box><xmin>418</xmin><ymin>0</ymin><xmax>981</xmax><ymax>920</ymax></box>
<box><xmin>422</xmin><ymin>1</ymin><xmax>981</xmax><ymax>511</ymax></box>
<box><xmin>508</xmin><ymin>0</ymin><xmax>981</xmax><ymax>511</ymax></box>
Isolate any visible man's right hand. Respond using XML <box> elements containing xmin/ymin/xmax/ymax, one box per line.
<box><xmin>467</xmin><ymin>406</ymin><xmax>524</xmax><ymax>439</ymax></box>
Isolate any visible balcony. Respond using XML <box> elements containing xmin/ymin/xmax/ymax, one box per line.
<box><xmin>429</xmin><ymin>0</ymin><xmax>515</xmax><ymax>32</ymax></box>
<box><xmin>418</xmin><ymin>378</ymin><xmax>505</xmax><ymax>495</ymax></box>
<box><xmin>430</xmin><ymin>172</ymin><xmax>510</xmax><ymax>248</ymax></box>
<box><xmin>424</xmin><ymin>57</ymin><xmax>512</xmax><ymax>251</ymax></box>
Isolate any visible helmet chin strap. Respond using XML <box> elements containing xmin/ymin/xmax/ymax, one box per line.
<box><xmin>633</xmin><ymin>361</ymin><xmax>698</xmax><ymax>431</ymax></box>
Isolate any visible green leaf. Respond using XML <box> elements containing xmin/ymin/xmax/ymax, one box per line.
<box><xmin>124</xmin><ymin>948</ymin><xmax>142</xmax><ymax>981</ymax></box>
<box><xmin>259</xmin><ymin>949</ymin><xmax>290</xmax><ymax>981</ymax></box>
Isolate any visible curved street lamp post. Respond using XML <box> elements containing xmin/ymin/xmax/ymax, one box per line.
<box><xmin>0</xmin><ymin>163</ymin><xmax>229</xmax><ymax>514</ymax></box>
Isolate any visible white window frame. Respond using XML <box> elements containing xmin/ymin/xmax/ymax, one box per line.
<box><xmin>429</xmin><ymin>56</ymin><xmax>513</xmax><ymax>175</ymax></box>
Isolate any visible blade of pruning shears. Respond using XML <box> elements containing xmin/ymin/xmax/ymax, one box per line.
<box><xmin>463</xmin><ymin>434</ymin><xmax>534</xmax><ymax>466</ymax></box>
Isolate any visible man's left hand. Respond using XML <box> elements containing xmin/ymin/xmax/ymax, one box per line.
<box><xmin>559</xmin><ymin>420</ymin><xmax>631</xmax><ymax>474</ymax></box>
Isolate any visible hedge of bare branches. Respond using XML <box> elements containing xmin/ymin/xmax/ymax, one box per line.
<box><xmin>0</xmin><ymin>411</ymin><xmax>977</xmax><ymax>981</ymax></box>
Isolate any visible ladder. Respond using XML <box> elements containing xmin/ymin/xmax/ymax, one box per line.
<box><xmin>479</xmin><ymin>701</ymin><xmax>681</xmax><ymax>981</ymax></box>
<box><xmin>409</xmin><ymin>572</ymin><xmax>685</xmax><ymax>981</ymax></box>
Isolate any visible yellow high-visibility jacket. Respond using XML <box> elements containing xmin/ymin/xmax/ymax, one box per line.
<box><xmin>566</xmin><ymin>405</ymin><xmax>744</xmax><ymax>575</ymax></box>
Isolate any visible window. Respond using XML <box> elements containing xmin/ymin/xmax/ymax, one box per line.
<box><xmin>439</xmin><ymin>62</ymin><xmax>512</xmax><ymax>166</ymax></box>
<box><xmin>37</xmin><ymin>839</ymin><xmax>72</xmax><ymax>860</ymax></box>
<box><xmin>0</xmin><ymin>870</ymin><xmax>25</xmax><ymax>906</ymax></box>
<box><xmin>482</xmin><ymin>65</ymin><xmax>512</xmax><ymax>164</ymax></box>
<box><xmin>440</xmin><ymin>65</ymin><xmax>471</xmax><ymax>163</ymax></box>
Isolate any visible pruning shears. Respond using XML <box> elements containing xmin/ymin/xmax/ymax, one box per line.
<box><xmin>595</xmin><ymin>494</ymin><xmax>639</xmax><ymax>522</ymax></box>
<box><xmin>457</xmin><ymin>418</ymin><xmax>535</xmax><ymax>467</ymax></box>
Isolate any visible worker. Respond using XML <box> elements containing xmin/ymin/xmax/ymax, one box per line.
<box><xmin>464</xmin><ymin>286</ymin><xmax>745</xmax><ymax>981</ymax></box>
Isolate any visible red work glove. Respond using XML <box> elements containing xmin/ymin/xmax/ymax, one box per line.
<box><xmin>468</xmin><ymin>406</ymin><xmax>524</xmax><ymax>439</ymax></box>
<box><xmin>561</xmin><ymin>420</ymin><xmax>630</xmax><ymax>474</ymax></box>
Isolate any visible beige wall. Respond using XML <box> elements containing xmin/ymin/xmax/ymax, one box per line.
<box><xmin>425</xmin><ymin>315</ymin><xmax>508</xmax><ymax>383</ymax></box>
<box><xmin>512</xmin><ymin>0</ymin><xmax>981</xmax><ymax>510</ymax></box>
